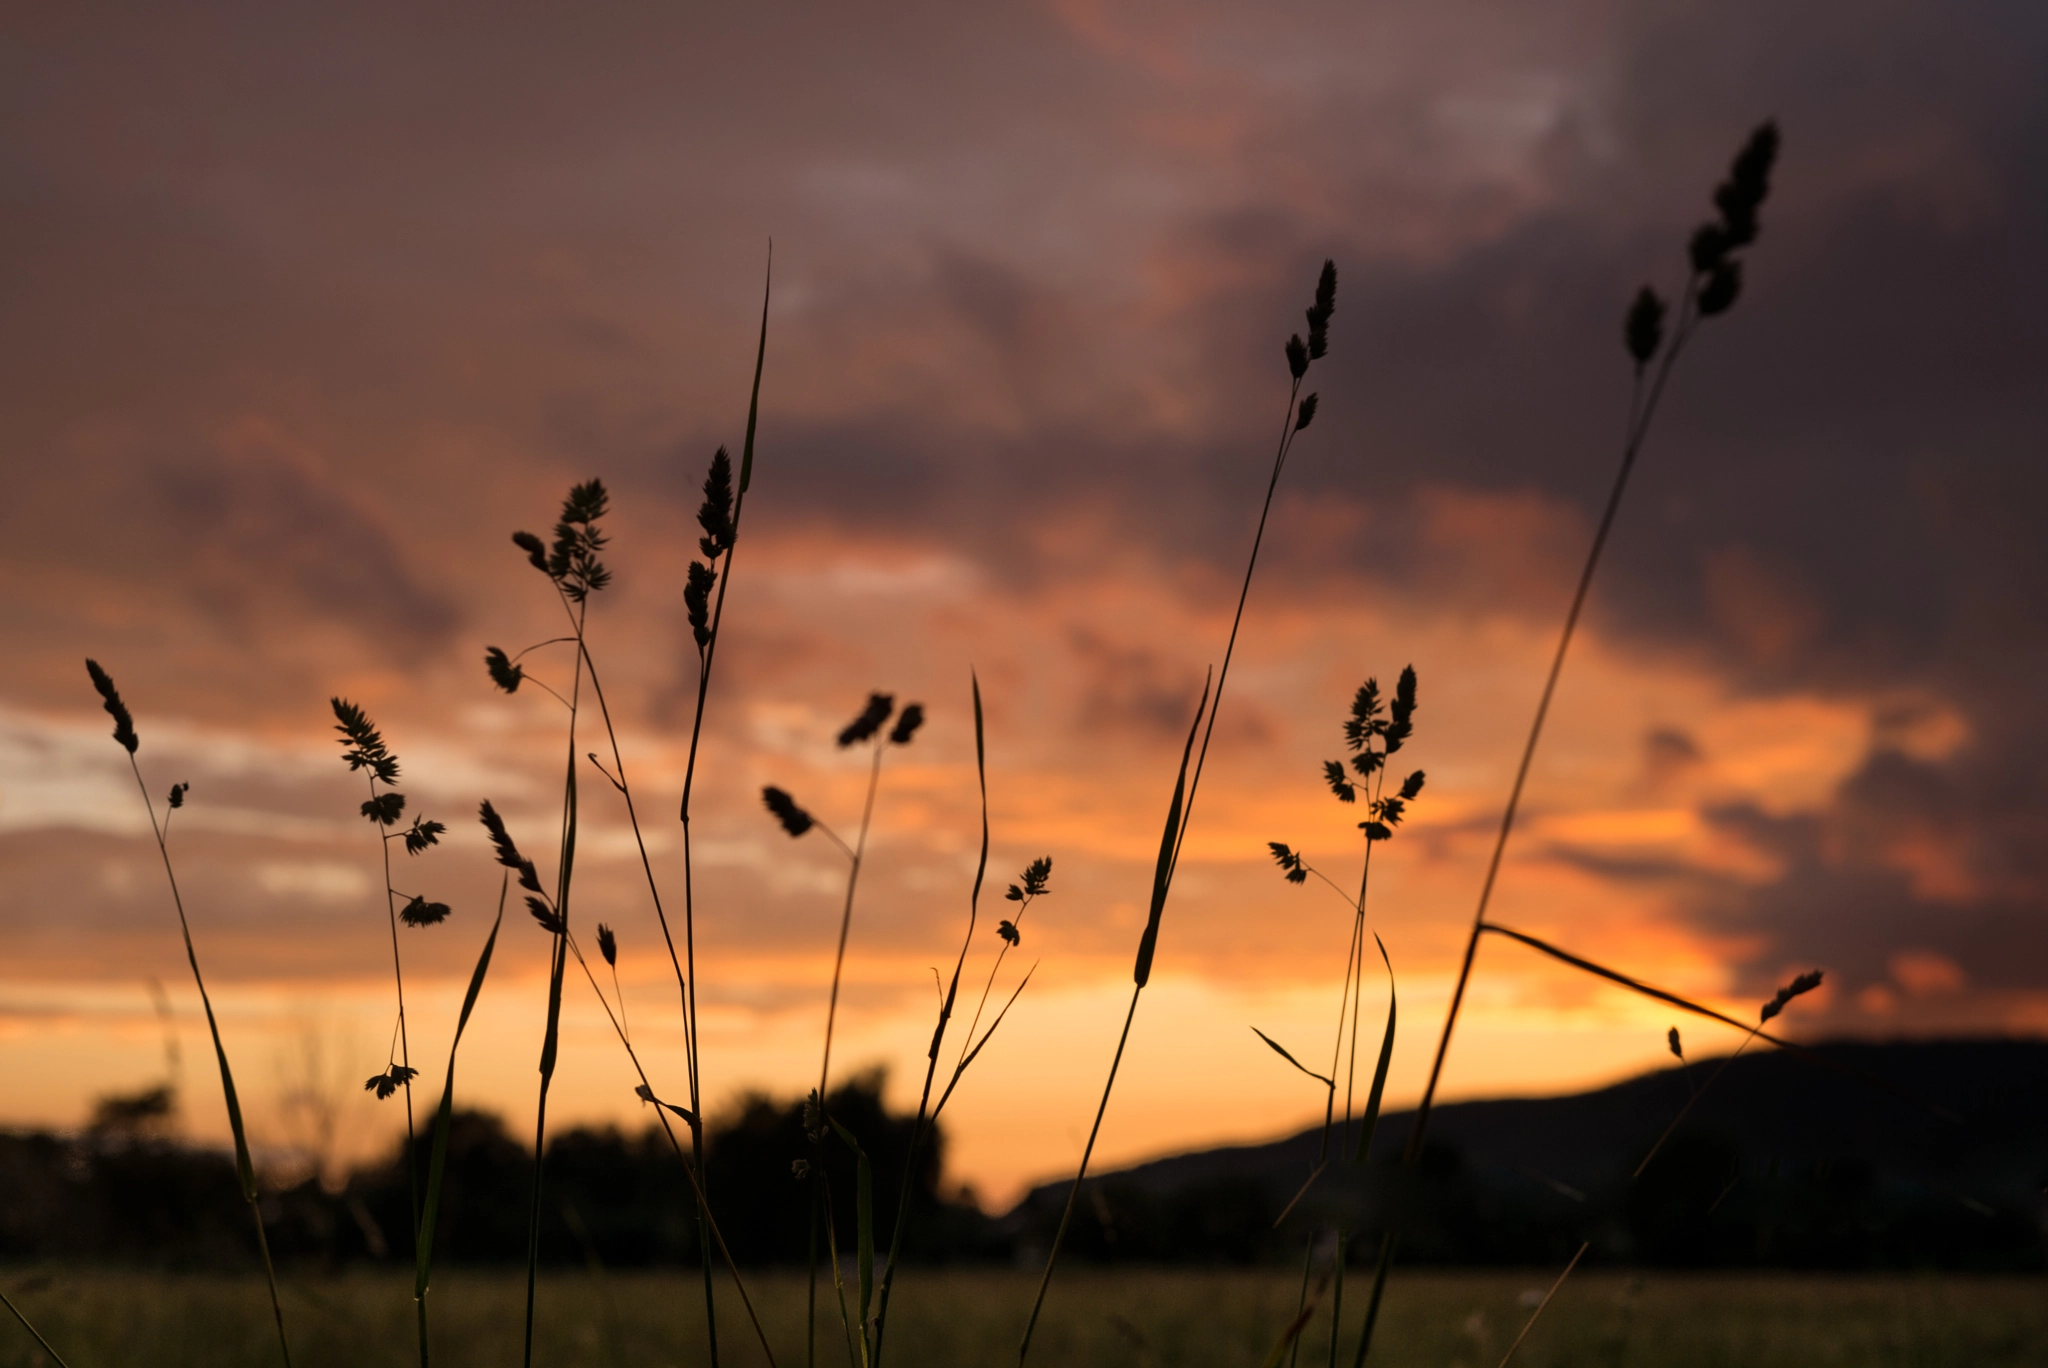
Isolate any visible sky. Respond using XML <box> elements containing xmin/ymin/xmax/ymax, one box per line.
<box><xmin>3</xmin><ymin>0</ymin><xmax>2045</xmax><ymax>1207</ymax></box>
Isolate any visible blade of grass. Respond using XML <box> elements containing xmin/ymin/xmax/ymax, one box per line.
<box><xmin>829</xmin><ymin>1118</ymin><xmax>876</xmax><ymax>1365</ymax></box>
<box><xmin>1351</xmin><ymin>935</ymin><xmax>1395</xmax><ymax>1166</ymax></box>
<box><xmin>674</xmin><ymin>245</ymin><xmax>772</xmax><ymax>1367</ymax></box>
<box><xmin>871</xmin><ymin>673</ymin><xmax>989</xmax><ymax>1366</ymax></box>
<box><xmin>1018</xmin><ymin>670</ymin><xmax>1209</xmax><ymax>1363</ymax></box>
<box><xmin>1478</xmin><ymin>922</ymin><xmax>1956</xmax><ymax>1120</ymax></box>
<box><xmin>105</xmin><ymin>708</ymin><xmax>292</xmax><ymax>1367</ymax></box>
<box><xmin>413</xmin><ymin>888</ymin><xmax>504</xmax><ymax>1367</ymax></box>
<box><xmin>526</xmin><ymin>658</ymin><xmax>582</xmax><ymax>1368</ymax></box>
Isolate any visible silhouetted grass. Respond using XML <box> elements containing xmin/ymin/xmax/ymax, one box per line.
<box><xmin>872</xmin><ymin>674</ymin><xmax>1051</xmax><ymax>1366</ymax></box>
<box><xmin>327</xmin><ymin>697</ymin><xmax>451</xmax><ymax>1288</ymax></box>
<box><xmin>1020</xmin><ymin>257</ymin><xmax>1341</xmax><ymax>1365</ymax></box>
<box><xmin>82</xmin><ymin>660</ymin><xmax>293</xmax><ymax>1366</ymax></box>
<box><xmin>760</xmin><ymin>689</ymin><xmax>927</xmax><ymax>1365</ymax></box>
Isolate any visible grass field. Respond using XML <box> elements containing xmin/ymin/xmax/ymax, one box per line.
<box><xmin>6</xmin><ymin>1268</ymin><xmax>2045</xmax><ymax>1367</ymax></box>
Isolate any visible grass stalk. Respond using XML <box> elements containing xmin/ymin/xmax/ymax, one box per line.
<box><xmin>869</xmin><ymin>673</ymin><xmax>992</xmax><ymax>1365</ymax></box>
<box><xmin>672</xmin><ymin>248</ymin><xmax>773</xmax><ymax>1365</ymax></box>
<box><xmin>85</xmin><ymin>661</ymin><xmax>292</xmax><ymax>1367</ymax></box>
<box><xmin>412</xmin><ymin>886</ymin><xmax>505</xmax><ymax>1368</ymax></box>
<box><xmin>524</xmin><ymin>631</ymin><xmax>583</xmax><ymax>1368</ymax></box>
<box><xmin>1017</xmin><ymin>670</ymin><xmax>1208</xmax><ymax>1363</ymax></box>
<box><xmin>1021</xmin><ymin>260</ymin><xmax>1337</xmax><ymax>1363</ymax></box>
<box><xmin>1407</xmin><ymin>120</ymin><xmax>1782</xmax><ymax>1167</ymax></box>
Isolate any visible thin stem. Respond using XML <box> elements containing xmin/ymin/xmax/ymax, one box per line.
<box><xmin>561</xmin><ymin>934</ymin><xmax>780</xmax><ymax>1367</ymax></box>
<box><xmin>1408</xmin><ymin>280</ymin><xmax>1701</xmax><ymax>1164</ymax></box>
<box><xmin>871</xmin><ymin>674</ymin><xmax>991</xmax><ymax>1367</ymax></box>
<box><xmin>1496</xmin><ymin>1240</ymin><xmax>1589</xmax><ymax>1368</ymax></box>
<box><xmin>1633</xmin><ymin>1027</ymin><xmax>1759</xmax><ymax>1179</ymax></box>
<box><xmin>524</xmin><ymin>600</ymin><xmax>585</xmax><ymax>1368</ymax></box>
<box><xmin>370</xmin><ymin>772</ymin><xmax>421</xmax><ymax>1254</ymax></box>
<box><xmin>1022</xmin><ymin>369</ymin><xmax>1310</xmax><ymax>1365</ymax></box>
<box><xmin>672</xmin><ymin>250</ymin><xmax>772</xmax><ymax>1367</ymax></box>
<box><xmin>126</xmin><ymin>751</ymin><xmax>292</xmax><ymax>1367</ymax></box>
<box><xmin>1167</xmin><ymin>377</ymin><xmax>1302</xmax><ymax>885</ymax></box>
<box><xmin>821</xmin><ymin>743</ymin><xmax>886</xmax><ymax>1106</ymax></box>
<box><xmin>0</xmin><ymin>1288</ymin><xmax>73</xmax><ymax>1368</ymax></box>
<box><xmin>1016</xmin><ymin>983</ymin><xmax>1143</xmax><ymax>1363</ymax></box>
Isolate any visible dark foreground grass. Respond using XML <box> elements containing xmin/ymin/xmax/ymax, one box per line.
<box><xmin>5</xmin><ymin>1269</ymin><xmax>2043</xmax><ymax>1368</ymax></box>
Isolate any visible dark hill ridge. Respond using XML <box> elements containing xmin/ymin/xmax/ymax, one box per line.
<box><xmin>1005</xmin><ymin>1038</ymin><xmax>2048</xmax><ymax>1268</ymax></box>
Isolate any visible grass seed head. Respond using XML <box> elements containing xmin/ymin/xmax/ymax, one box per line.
<box><xmin>526</xmin><ymin>897</ymin><xmax>565</xmax><ymax>935</ymax></box>
<box><xmin>167</xmin><ymin>782</ymin><xmax>188</xmax><ymax>809</ymax></box>
<box><xmin>331</xmin><ymin>698</ymin><xmax>400</xmax><ymax>784</ymax></box>
<box><xmin>838</xmin><ymin>692</ymin><xmax>895</xmax><ymax>747</ymax></box>
<box><xmin>1698</xmin><ymin>259</ymin><xmax>1743</xmax><ymax>317</ymax></box>
<box><xmin>997</xmin><ymin>919</ymin><xmax>1020</xmax><ymax>946</ymax></box>
<box><xmin>1384</xmin><ymin>665</ymin><xmax>1418</xmax><ymax>753</ymax></box>
<box><xmin>1305</xmin><ymin>258</ymin><xmax>1337</xmax><ymax>360</ymax></box>
<box><xmin>546</xmin><ymin>478</ymin><xmax>612</xmax><ymax>602</ymax></box>
<box><xmin>596</xmin><ymin>923</ymin><xmax>617</xmax><ymax>967</ymax></box>
<box><xmin>1285</xmin><ymin>333</ymin><xmax>1309</xmax><ymax>380</ymax></box>
<box><xmin>888</xmin><ymin>702</ymin><xmax>926</xmax><ymax>745</ymax></box>
<box><xmin>762</xmin><ymin>785</ymin><xmax>814</xmax><ymax>838</ymax></box>
<box><xmin>1626</xmin><ymin>286</ymin><xmax>1667</xmax><ymax>364</ymax></box>
<box><xmin>402</xmin><ymin>816</ymin><xmax>445</xmax><ymax>855</ymax></box>
<box><xmin>1267</xmin><ymin>841</ymin><xmax>1309</xmax><ymax>885</ymax></box>
<box><xmin>1760</xmin><ymin>968</ymin><xmax>1823</xmax><ymax>1022</ymax></box>
<box><xmin>697</xmin><ymin>447</ymin><xmax>736</xmax><ymax>560</ymax></box>
<box><xmin>1294</xmin><ymin>393</ymin><xmax>1319</xmax><ymax>432</ymax></box>
<box><xmin>400</xmin><ymin>895</ymin><xmax>450</xmax><ymax>927</ymax></box>
<box><xmin>511</xmin><ymin>530</ymin><xmax>549</xmax><ymax>573</ymax></box>
<box><xmin>483</xmin><ymin>646</ymin><xmax>524</xmax><ymax>693</ymax></box>
<box><xmin>684</xmin><ymin>560</ymin><xmax>718</xmax><ymax>651</ymax></box>
<box><xmin>478</xmin><ymin>800</ymin><xmax>544</xmax><ymax>894</ymax></box>
<box><xmin>1667</xmin><ymin>1026</ymin><xmax>1684</xmax><ymax>1061</ymax></box>
<box><xmin>85</xmin><ymin>660</ymin><xmax>139</xmax><ymax>754</ymax></box>
<box><xmin>1323</xmin><ymin>759</ymin><xmax>1357</xmax><ymax>803</ymax></box>
<box><xmin>361</xmin><ymin>791</ymin><xmax>405</xmax><ymax>827</ymax></box>
<box><xmin>364</xmin><ymin>1064</ymin><xmax>418</xmax><ymax>1100</ymax></box>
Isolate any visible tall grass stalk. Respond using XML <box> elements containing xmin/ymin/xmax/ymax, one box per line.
<box><xmin>1018</xmin><ymin>259</ymin><xmax>1339</xmax><ymax>1365</ymax></box>
<box><xmin>84</xmin><ymin>660</ymin><xmax>292</xmax><ymax>1366</ymax></box>
<box><xmin>673</xmin><ymin>249</ymin><xmax>774</xmax><ymax>1363</ymax></box>
<box><xmin>873</xmin><ymin>675</ymin><xmax>1049</xmax><ymax>1366</ymax></box>
<box><xmin>762</xmin><ymin>692</ymin><xmax>924</xmax><ymax>1366</ymax></box>
<box><xmin>1407</xmin><ymin>121</ymin><xmax>1780</xmax><ymax>1168</ymax></box>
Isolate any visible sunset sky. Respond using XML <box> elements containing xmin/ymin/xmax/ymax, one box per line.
<box><xmin>5</xmin><ymin>1</ymin><xmax>2045</xmax><ymax>1206</ymax></box>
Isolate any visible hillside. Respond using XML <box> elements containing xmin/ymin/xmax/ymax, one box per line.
<box><xmin>1005</xmin><ymin>1039</ymin><xmax>2048</xmax><ymax>1268</ymax></box>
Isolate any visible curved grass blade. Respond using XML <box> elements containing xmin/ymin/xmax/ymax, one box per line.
<box><xmin>829</xmin><ymin>1117</ymin><xmax>876</xmax><ymax>1364</ymax></box>
<box><xmin>1351</xmin><ymin>935</ymin><xmax>1396</xmax><ymax>1165</ymax></box>
<box><xmin>1254</xmin><ymin>1027</ymin><xmax>1334</xmax><ymax>1089</ymax></box>
<box><xmin>1479</xmin><ymin>922</ymin><xmax>1956</xmax><ymax>1120</ymax></box>
<box><xmin>414</xmin><ymin>887</ymin><xmax>505</xmax><ymax>1364</ymax></box>
<box><xmin>1133</xmin><ymin>670</ymin><xmax>1211</xmax><ymax>988</ymax></box>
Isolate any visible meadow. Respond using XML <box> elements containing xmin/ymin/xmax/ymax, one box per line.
<box><xmin>5</xmin><ymin>1270</ymin><xmax>2044</xmax><ymax>1368</ymax></box>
